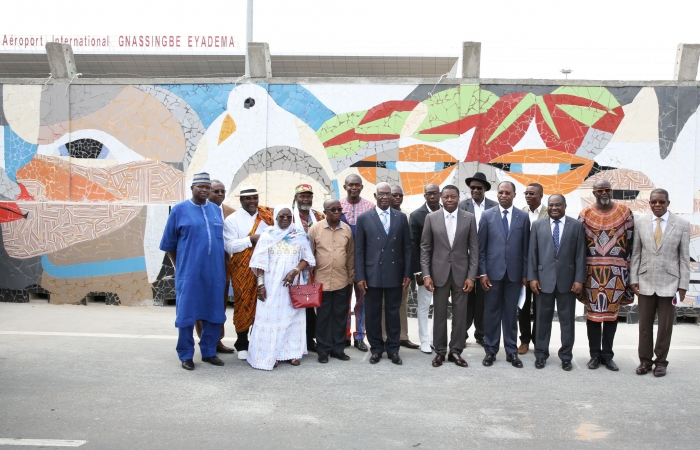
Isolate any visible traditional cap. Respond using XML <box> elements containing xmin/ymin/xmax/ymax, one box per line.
<box><xmin>233</xmin><ymin>185</ymin><xmax>264</xmax><ymax>197</ymax></box>
<box><xmin>464</xmin><ymin>172</ymin><xmax>491</xmax><ymax>191</ymax></box>
<box><xmin>192</xmin><ymin>172</ymin><xmax>211</xmax><ymax>185</ymax></box>
<box><xmin>295</xmin><ymin>183</ymin><xmax>313</xmax><ymax>194</ymax></box>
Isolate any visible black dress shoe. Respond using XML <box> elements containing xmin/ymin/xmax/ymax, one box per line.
<box><xmin>535</xmin><ymin>358</ymin><xmax>546</xmax><ymax>369</ymax></box>
<box><xmin>475</xmin><ymin>338</ymin><xmax>485</xmax><ymax>347</ymax></box>
<box><xmin>400</xmin><ymin>339</ymin><xmax>420</xmax><ymax>349</ymax></box>
<box><xmin>506</xmin><ymin>353</ymin><xmax>523</xmax><ymax>368</ymax></box>
<box><xmin>432</xmin><ymin>354</ymin><xmax>445</xmax><ymax>367</ymax></box>
<box><xmin>345</xmin><ymin>339</ymin><xmax>351</xmax><ymax>347</ymax></box>
<box><xmin>369</xmin><ymin>353</ymin><xmax>382</xmax><ymax>364</ymax></box>
<box><xmin>448</xmin><ymin>352</ymin><xmax>468</xmax><ymax>367</ymax></box>
<box><xmin>181</xmin><ymin>359</ymin><xmax>194</xmax><ymax>370</ymax></box>
<box><xmin>318</xmin><ymin>355</ymin><xmax>329</xmax><ymax>364</ymax></box>
<box><xmin>562</xmin><ymin>361</ymin><xmax>573</xmax><ymax>371</ymax></box>
<box><xmin>307</xmin><ymin>341</ymin><xmax>317</xmax><ymax>353</ymax></box>
<box><xmin>202</xmin><ymin>356</ymin><xmax>224</xmax><ymax>366</ymax></box>
<box><xmin>636</xmin><ymin>363</ymin><xmax>653</xmax><ymax>375</ymax></box>
<box><xmin>330</xmin><ymin>352</ymin><xmax>350</xmax><ymax>361</ymax></box>
<box><xmin>216</xmin><ymin>343</ymin><xmax>235</xmax><ymax>354</ymax></box>
<box><xmin>354</xmin><ymin>340</ymin><xmax>368</xmax><ymax>352</ymax></box>
<box><xmin>601</xmin><ymin>358</ymin><xmax>619</xmax><ymax>371</ymax></box>
<box><xmin>388</xmin><ymin>354</ymin><xmax>402</xmax><ymax>365</ymax></box>
<box><xmin>587</xmin><ymin>357</ymin><xmax>600</xmax><ymax>369</ymax></box>
<box><xmin>482</xmin><ymin>353</ymin><xmax>496</xmax><ymax>366</ymax></box>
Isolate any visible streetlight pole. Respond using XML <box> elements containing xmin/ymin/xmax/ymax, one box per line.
<box><xmin>245</xmin><ymin>0</ymin><xmax>253</xmax><ymax>76</ymax></box>
<box><xmin>560</xmin><ymin>68</ymin><xmax>572</xmax><ymax>80</ymax></box>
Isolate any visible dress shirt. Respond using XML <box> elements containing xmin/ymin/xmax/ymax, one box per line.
<box><xmin>473</xmin><ymin>200</ymin><xmax>486</xmax><ymax>230</ymax></box>
<box><xmin>376</xmin><ymin>206</ymin><xmax>391</xmax><ymax>228</ymax></box>
<box><xmin>550</xmin><ymin>215</ymin><xmax>566</xmax><ymax>236</ymax></box>
<box><xmin>223</xmin><ymin>208</ymin><xmax>270</xmax><ymax>255</ymax></box>
<box><xmin>652</xmin><ymin>210</ymin><xmax>669</xmax><ymax>233</ymax></box>
<box><xmin>498</xmin><ymin>204</ymin><xmax>514</xmax><ymax>228</ymax></box>
<box><xmin>308</xmin><ymin>219</ymin><xmax>355</xmax><ymax>291</ymax></box>
<box><xmin>527</xmin><ymin>204</ymin><xmax>544</xmax><ymax>228</ymax></box>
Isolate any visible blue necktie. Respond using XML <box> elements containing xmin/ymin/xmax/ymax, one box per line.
<box><xmin>553</xmin><ymin>219</ymin><xmax>560</xmax><ymax>254</ymax></box>
<box><xmin>502</xmin><ymin>210</ymin><xmax>509</xmax><ymax>238</ymax></box>
<box><xmin>381</xmin><ymin>210</ymin><xmax>390</xmax><ymax>235</ymax></box>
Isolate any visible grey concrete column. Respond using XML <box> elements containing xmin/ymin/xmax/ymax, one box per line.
<box><xmin>674</xmin><ymin>44</ymin><xmax>700</xmax><ymax>81</ymax></box>
<box><xmin>462</xmin><ymin>41</ymin><xmax>481</xmax><ymax>79</ymax></box>
<box><xmin>45</xmin><ymin>43</ymin><xmax>77</xmax><ymax>79</ymax></box>
<box><xmin>247</xmin><ymin>42</ymin><xmax>271</xmax><ymax>78</ymax></box>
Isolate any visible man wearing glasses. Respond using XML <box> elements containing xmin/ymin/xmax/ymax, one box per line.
<box><xmin>458</xmin><ymin>172</ymin><xmax>498</xmax><ymax>347</ymax></box>
<box><xmin>578</xmin><ymin>179</ymin><xmax>634</xmax><ymax>372</ymax></box>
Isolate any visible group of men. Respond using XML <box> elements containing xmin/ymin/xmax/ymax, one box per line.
<box><xmin>161</xmin><ymin>171</ymin><xmax>690</xmax><ymax>377</ymax></box>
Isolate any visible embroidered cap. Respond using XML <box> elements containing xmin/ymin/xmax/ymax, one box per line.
<box><xmin>295</xmin><ymin>184</ymin><xmax>313</xmax><ymax>194</ymax></box>
<box><xmin>192</xmin><ymin>172</ymin><xmax>211</xmax><ymax>185</ymax></box>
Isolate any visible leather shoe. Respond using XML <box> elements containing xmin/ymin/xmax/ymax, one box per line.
<box><xmin>330</xmin><ymin>352</ymin><xmax>350</xmax><ymax>361</ymax></box>
<box><xmin>318</xmin><ymin>355</ymin><xmax>329</xmax><ymax>364</ymax></box>
<box><xmin>562</xmin><ymin>361</ymin><xmax>573</xmax><ymax>371</ymax></box>
<box><xmin>482</xmin><ymin>353</ymin><xmax>496</xmax><ymax>366</ymax></box>
<box><xmin>400</xmin><ymin>339</ymin><xmax>420</xmax><ymax>349</ymax></box>
<box><xmin>369</xmin><ymin>353</ymin><xmax>382</xmax><ymax>364</ymax></box>
<box><xmin>636</xmin><ymin>363</ymin><xmax>653</xmax><ymax>375</ymax></box>
<box><xmin>307</xmin><ymin>340</ymin><xmax>317</xmax><ymax>353</ymax></box>
<box><xmin>216</xmin><ymin>342</ymin><xmax>235</xmax><ymax>354</ymax></box>
<box><xmin>202</xmin><ymin>356</ymin><xmax>224</xmax><ymax>366</ymax></box>
<box><xmin>535</xmin><ymin>358</ymin><xmax>546</xmax><ymax>369</ymax></box>
<box><xmin>354</xmin><ymin>340</ymin><xmax>369</xmax><ymax>352</ymax></box>
<box><xmin>432</xmin><ymin>354</ymin><xmax>445</xmax><ymax>367</ymax></box>
<box><xmin>506</xmin><ymin>353</ymin><xmax>523</xmax><ymax>368</ymax></box>
<box><xmin>181</xmin><ymin>359</ymin><xmax>194</xmax><ymax>370</ymax></box>
<box><xmin>587</xmin><ymin>357</ymin><xmax>600</xmax><ymax>369</ymax></box>
<box><xmin>601</xmin><ymin>358</ymin><xmax>619</xmax><ymax>371</ymax></box>
<box><xmin>388</xmin><ymin>354</ymin><xmax>402</xmax><ymax>365</ymax></box>
<box><xmin>448</xmin><ymin>352</ymin><xmax>468</xmax><ymax>367</ymax></box>
<box><xmin>475</xmin><ymin>338</ymin><xmax>485</xmax><ymax>347</ymax></box>
<box><xmin>653</xmin><ymin>365</ymin><xmax>667</xmax><ymax>377</ymax></box>
<box><xmin>518</xmin><ymin>343</ymin><xmax>529</xmax><ymax>355</ymax></box>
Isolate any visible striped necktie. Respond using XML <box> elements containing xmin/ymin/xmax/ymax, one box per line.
<box><xmin>381</xmin><ymin>210</ymin><xmax>390</xmax><ymax>235</ymax></box>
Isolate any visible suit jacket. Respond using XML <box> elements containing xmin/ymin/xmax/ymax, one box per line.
<box><xmin>355</xmin><ymin>207</ymin><xmax>412</xmax><ymax>288</ymax></box>
<box><xmin>478</xmin><ymin>206</ymin><xmax>530</xmax><ymax>282</ymax></box>
<box><xmin>527</xmin><ymin>215</ymin><xmax>586</xmax><ymax>294</ymax></box>
<box><xmin>458</xmin><ymin>197</ymin><xmax>498</xmax><ymax>214</ymax></box>
<box><xmin>420</xmin><ymin>209</ymin><xmax>478</xmax><ymax>287</ymax></box>
<box><xmin>630</xmin><ymin>212</ymin><xmax>691</xmax><ymax>297</ymax></box>
<box><xmin>409</xmin><ymin>203</ymin><xmax>438</xmax><ymax>274</ymax></box>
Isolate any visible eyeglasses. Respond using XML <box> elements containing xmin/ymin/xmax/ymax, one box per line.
<box><xmin>376</xmin><ymin>193</ymin><xmax>392</xmax><ymax>198</ymax></box>
<box><xmin>325</xmin><ymin>207</ymin><xmax>343</xmax><ymax>213</ymax></box>
<box><xmin>212</xmin><ymin>189</ymin><xmax>226</xmax><ymax>194</ymax></box>
<box><xmin>392</xmin><ymin>193</ymin><xmax>404</xmax><ymax>198</ymax></box>
<box><xmin>469</xmin><ymin>186</ymin><xmax>484</xmax><ymax>191</ymax></box>
<box><xmin>594</xmin><ymin>188</ymin><xmax>612</xmax><ymax>194</ymax></box>
<box><xmin>277</xmin><ymin>215</ymin><xmax>293</xmax><ymax>219</ymax></box>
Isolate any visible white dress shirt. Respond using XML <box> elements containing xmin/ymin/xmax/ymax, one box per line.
<box><xmin>443</xmin><ymin>208</ymin><xmax>457</xmax><ymax>244</ymax></box>
<box><xmin>498</xmin><ymin>204</ymin><xmax>514</xmax><ymax>228</ymax></box>
<box><xmin>473</xmin><ymin>200</ymin><xmax>486</xmax><ymax>230</ymax></box>
<box><xmin>527</xmin><ymin>204</ymin><xmax>544</xmax><ymax>229</ymax></box>
<box><xmin>223</xmin><ymin>208</ymin><xmax>270</xmax><ymax>255</ymax></box>
<box><xmin>652</xmin><ymin>210</ymin><xmax>669</xmax><ymax>233</ymax></box>
<box><xmin>550</xmin><ymin>215</ymin><xmax>566</xmax><ymax>236</ymax></box>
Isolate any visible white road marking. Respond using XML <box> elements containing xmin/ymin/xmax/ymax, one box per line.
<box><xmin>0</xmin><ymin>438</ymin><xmax>86</xmax><ymax>447</ymax></box>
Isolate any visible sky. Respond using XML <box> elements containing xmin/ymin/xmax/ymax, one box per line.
<box><xmin>1</xmin><ymin>0</ymin><xmax>698</xmax><ymax>80</ymax></box>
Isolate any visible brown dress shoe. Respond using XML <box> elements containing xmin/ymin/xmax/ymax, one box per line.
<box><xmin>448</xmin><ymin>352</ymin><xmax>468</xmax><ymax>367</ymax></box>
<box><xmin>217</xmin><ymin>342</ymin><xmax>235</xmax><ymax>354</ymax></box>
<box><xmin>653</xmin><ymin>365</ymin><xmax>667</xmax><ymax>377</ymax></box>
<box><xmin>517</xmin><ymin>343</ymin><xmax>529</xmax><ymax>355</ymax></box>
<box><xmin>432</xmin><ymin>354</ymin><xmax>445</xmax><ymax>367</ymax></box>
<box><xmin>636</xmin><ymin>363</ymin><xmax>653</xmax><ymax>375</ymax></box>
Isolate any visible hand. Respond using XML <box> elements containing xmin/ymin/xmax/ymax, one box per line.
<box><xmin>356</xmin><ymin>280</ymin><xmax>367</xmax><ymax>294</ymax></box>
<box><xmin>257</xmin><ymin>285</ymin><xmax>267</xmax><ymax>301</ymax></box>
<box><xmin>424</xmin><ymin>276</ymin><xmax>434</xmax><ymax>292</ymax></box>
<box><xmin>462</xmin><ymin>278</ymin><xmax>474</xmax><ymax>293</ymax></box>
<box><xmin>630</xmin><ymin>283</ymin><xmax>640</xmax><ymax>296</ymax></box>
<box><xmin>402</xmin><ymin>278</ymin><xmax>411</xmax><ymax>291</ymax></box>
<box><xmin>480</xmin><ymin>276</ymin><xmax>492</xmax><ymax>291</ymax></box>
<box><xmin>250</xmin><ymin>234</ymin><xmax>261</xmax><ymax>245</ymax></box>
<box><xmin>283</xmin><ymin>270</ymin><xmax>298</xmax><ymax>286</ymax></box>
<box><xmin>521</xmin><ymin>276</ymin><xmax>527</xmax><ymax>287</ymax></box>
<box><xmin>530</xmin><ymin>280</ymin><xmax>541</xmax><ymax>295</ymax></box>
<box><xmin>571</xmin><ymin>282</ymin><xmax>583</xmax><ymax>295</ymax></box>
<box><xmin>415</xmin><ymin>274</ymin><xmax>424</xmax><ymax>286</ymax></box>
<box><xmin>679</xmin><ymin>289</ymin><xmax>687</xmax><ymax>302</ymax></box>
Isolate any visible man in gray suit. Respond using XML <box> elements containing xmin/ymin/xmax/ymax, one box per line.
<box><xmin>458</xmin><ymin>172</ymin><xmax>498</xmax><ymax>346</ymax></box>
<box><xmin>421</xmin><ymin>185</ymin><xmax>479</xmax><ymax>368</ymax></box>
<box><xmin>528</xmin><ymin>194</ymin><xmax>586</xmax><ymax>371</ymax></box>
<box><xmin>631</xmin><ymin>188</ymin><xmax>691</xmax><ymax>378</ymax></box>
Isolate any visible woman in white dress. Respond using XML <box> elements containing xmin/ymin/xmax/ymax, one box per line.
<box><xmin>247</xmin><ymin>204</ymin><xmax>316</xmax><ymax>370</ymax></box>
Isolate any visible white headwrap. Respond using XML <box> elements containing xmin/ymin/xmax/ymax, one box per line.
<box><xmin>292</xmin><ymin>205</ymin><xmax>318</xmax><ymax>232</ymax></box>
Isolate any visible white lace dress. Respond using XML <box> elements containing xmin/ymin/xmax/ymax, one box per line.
<box><xmin>247</xmin><ymin>239</ymin><xmax>315</xmax><ymax>370</ymax></box>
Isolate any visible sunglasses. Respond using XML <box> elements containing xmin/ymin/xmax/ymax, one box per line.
<box><xmin>594</xmin><ymin>188</ymin><xmax>612</xmax><ymax>194</ymax></box>
<box><xmin>325</xmin><ymin>207</ymin><xmax>343</xmax><ymax>213</ymax></box>
<box><xmin>212</xmin><ymin>189</ymin><xmax>226</xmax><ymax>194</ymax></box>
<box><xmin>469</xmin><ymin>186</ymin><xmax>484</xmax><ymax>191</ymax></box>
<box><xmin>277</xmin><ymin>215</ymin><xmax>293</xmax><ymax>219</ymax></box>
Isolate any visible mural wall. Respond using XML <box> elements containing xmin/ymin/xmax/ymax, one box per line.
<box><xmin>1</xmin><ymin>82</ymin><xmax>699</xmax><ymax>305</ymax></box>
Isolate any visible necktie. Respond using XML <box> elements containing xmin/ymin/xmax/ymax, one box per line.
<box><xmin>381</xmin><ymin>210</ymin><xmax>390</xmax><ymax>235</ymax></box>
<box><xmin>553</xmin><ymin>219</ymin><xmax>560</xmax><ymax>254</ymax></box>
<box><xmin>654</xmin><ymin>217</ymin><xmax>663</xmax><ymax>248</ymax></box>
<box><xmin>502</xmin><ymin>210</ymin><xmax>509</xmax><ymax>238</ymax></box>
<box><xmin>446</xmin><ymin>214</ymin><xmax>455</xmax><ymax>247</ymax></box>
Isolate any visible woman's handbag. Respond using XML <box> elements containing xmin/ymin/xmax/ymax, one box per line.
<box><xmin>289</xmin><ymin>270</ymin><xmax>323</xmax><ymax>309</ymax></box>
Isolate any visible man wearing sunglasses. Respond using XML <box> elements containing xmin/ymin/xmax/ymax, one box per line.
<box><xmin>458</xmin><ymin>172</ymin><xmax>498</xmax><ymax>347</ymax></box>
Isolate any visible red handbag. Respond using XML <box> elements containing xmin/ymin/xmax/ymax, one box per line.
<box><xmin>289</xmin><ymin>269</ymin><xmax>323</xmax><ymax>309</ymax></box>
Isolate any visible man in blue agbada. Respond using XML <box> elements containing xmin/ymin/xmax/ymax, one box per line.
<box><xmin>160</xmin><ymin>172</ymin><xmax>227</xmax><ymax>370</ymax></box>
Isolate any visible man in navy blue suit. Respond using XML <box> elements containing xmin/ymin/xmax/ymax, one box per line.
<box><xmin>478</xmin><ymin>181</ymin><xmax>530</xmax><ymax>368</ymax></box>
<box><xmin>355</xmin><ymin>182</ymin><xmax>412</xmax><ymax>365</ymax></box>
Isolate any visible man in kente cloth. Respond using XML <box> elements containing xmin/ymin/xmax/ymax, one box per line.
<box><xmin>223</xmin><ymin>185</ymin><xmax>274</xmax><ymax>360</ymax></box>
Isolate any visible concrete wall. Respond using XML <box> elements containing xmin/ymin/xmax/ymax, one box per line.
<box><xmin>1</xmin><ymin>79</ymin><xmax>699</xmax><ymax>305</ymax></box>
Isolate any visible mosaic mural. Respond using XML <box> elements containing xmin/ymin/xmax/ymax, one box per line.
<box><xmin>1</xmin><ymin>82</ymin><xmax>699</xmax><ymax>305</ymax></box>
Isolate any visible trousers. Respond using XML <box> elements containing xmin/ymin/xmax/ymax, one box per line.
<box><xmin>534</xmin><ymin>288</ymin><xmax>575</xmax><ymax>362</ymax></box>
<box><xmin>432</xmin><ymin>271</ymin><xmax>468</xmax><ymax>355</ymax></box>
<box><xmin>347</xmin><ymin>283</ymin><xmax>366</xmax><ymax>340</ymax></box>
<box><xmin>466</xmin><ymin>279</ymin><xmax>485</xmax><ymax>341</ymax></box>
<box><xmin>366</xmin><ymin>286</ymin><xmax>402</xmax><ymax>355</ymax></box>
<box><xmin>518</xmin><ymin>285</ymin><xmax>537</xmax><ymax>345</ymax></box>
<box><xmin>382</xmin><ymin>287</ymin><xmax>409</xmax><ymax>341</ymax></box>
<box><xmin>317</xmin><ymin>286</ymin><xmax>352</xmax><ymax>357</ymax></box>
<box><xmin>416</xmin><ymin>284</ymin><xmax>433</xmax><ymax>344</ymax></box>
<box><xmin>638</xmin><ymin>293</ymin><xmax>675</xmax><ymax>367</ymax></box>
<box><xmin>483</xmin><ymin>278</ymin><xmax>520</xmax><ymax>355</ymax></box>
<box><xmin>177</xmin><ymin>320</ymin><xmax>221</xmax><ymax>360</ymax></box>
<box><xmin>586</xmin><ymin>319</ymin><xmax>618</xmax><ymax>360</ymax></box>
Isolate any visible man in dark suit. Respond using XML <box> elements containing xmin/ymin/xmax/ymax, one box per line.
<box><xmin>528</xmin><ymin>194</ymin><xmax>586</xmax><ymax>371</ymax></box>
<box><xmin>458</xmin><ymin>172</ymin><xmax>498</xmax><ymax>346</ymax></box>
<box><xmin>409</xmin><ymin>183</ymin><xmax>442</xmax><ymax>353</ymax></box>
<box><xmin>355</xmin><ymin>182</ymin><xmax>412</xmax><ymax>365</ymax></box>
<box><xmin>421</xmin><ymin>185</ymin><xmax>478</xmax><ymax>368</ymax></box>
<box><xmin>479</xmin><ymin>181</ymin><xmax>530</xmax><ymax>368</ymax></box>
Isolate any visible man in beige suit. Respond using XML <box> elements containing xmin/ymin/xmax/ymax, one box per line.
<box><xmin>631</xmin><ymin>188</ymin><xmax>690</xmax><ymax>378</ymax></box>
<box><xmin>421</xmin><ymin>185</ymin><xmax>479</xmax><ymax>368</ymax></box>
